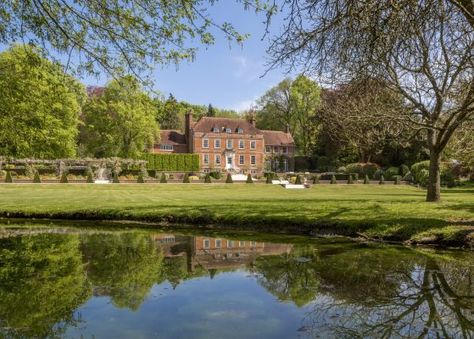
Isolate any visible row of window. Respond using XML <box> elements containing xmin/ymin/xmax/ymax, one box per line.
<box><xmin>203</xmin><ymin>154</ymin><xmax>257</xmax><ymax>166</ymax></box>
<box><xmin>203</xmin><ymin>238</ymin><xmax>257</xmax><ymax>249</ymax></box>
<box><xmin>159</xmin><ymin>144</ymin><xmax>174</xmax><ymax>151</ymax></box>
<box><xmin>212</xmin><ymin>127</ymin><xmax>244</xmax><ymax>134</ymax></box>
<box><xmin>265</xmin><ymin>145</ymin><xmax>288</xmax><ymax>153</ymax></box>
<box><xmin>202</xmin><ymin>138</ymin><xmax>257</xmax><ymax>150</ymax></box>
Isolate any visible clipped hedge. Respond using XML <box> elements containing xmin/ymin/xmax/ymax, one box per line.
<box><xmin>144</xmin><ymin>153</ymin><xmax>199</xmax><ymax>172</ymax></box>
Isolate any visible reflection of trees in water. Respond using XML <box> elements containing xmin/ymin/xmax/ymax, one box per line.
<box><xmin>80</xmin><ymin>233</ymin><xmax>164</xmax><ymax>310</ymax></box>
<box><xmin>0</xmin><ymin>234</ymin><xmax>91</xmax><ymax>338</ymax></box>
<box><xmin>296</xmin><ymin>247</ymin><xmax>474</xmax><ymax>338</ymax></box>
<box><xmin>253</xmin><ymin>246</ymin><xmax>320</xmax><ymax>307</ymax></box>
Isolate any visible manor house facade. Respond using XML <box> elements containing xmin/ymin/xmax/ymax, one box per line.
<box><xmin>152</xmin><ymin>112</ymin><xmax>296</xmax><ymax>174</ymax></box>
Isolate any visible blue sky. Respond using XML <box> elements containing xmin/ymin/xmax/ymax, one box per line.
<box><xmin>85</xmin><ymin>1</ymin><xmax>292</xmax><ymax>112</ymax></box>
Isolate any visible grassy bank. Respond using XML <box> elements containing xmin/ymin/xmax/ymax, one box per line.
<box><xmin>0</xmin><ymin>183</ymin><xmax>473</xmax><ymax>247</ymax></box>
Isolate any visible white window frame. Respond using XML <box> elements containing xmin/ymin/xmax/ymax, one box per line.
<box><xmin>203</xmin><ymin>154</ymin><xmax>209</xmax><ymax>165</ymax></box>
<box><xmin>215</xmin><ymin>239</ymin><xmax>222</xmax><ymax>248</ymax></box>
<box><xmin>202</xmin><ymin>139</ymin><xmax>209</xmax><ymax>148</ymax></box>
<box><xmin>265</xmin><ymin>146</ymin><xmax>271</xmax><ymax>153</ymax></box>
<box><xmin>160</xmin><ymin>144</ymin><xmax>174</xmax><ymax>151</ymax></box>
<box><xmin>226</xmin><ymin>139</ymin><xmax>233</xmax><ymax>149</ymax></box>
<box><xmin>250</xmin><ymin>140</ymin><xmax>256</xmax><ymax>149</ymax></box>
<box><xmin>237</xmin><ymin>128</ymin><xmax>243</xmax><ymax>134</ymax></box>
<box><xmin>215</xmin><ymin>139</ymin><xmax>221</xmax><ymax>148</ymax></box>
<box><xmin>227</xmin><ymin>240</ymin><xmax>235</xmax><ymax>248</ymax></box>
<box><xmin>215</xmin><ymin>154</ymin><xmax>221</xmax><ymax>165</ymax></box>
<box><xmin>226</xmin><ymin>128</ymin><xmax>232</xmax><ymax>133</ymax></box>
<box><xmin>239</xmin><ymin>155</ymin><xmax>244</xmax><ymax>165</ymax></box>
<box><xmin>251</xmin><ymin>155</ymin><xmax>256</xmax><ymax>165</ymax></box>
<box><xmin>239</xmin><ymin>140</ymin><xmax>244</xmax><ymax>149</ymax></box>
<box><xmin>203</xmin><ymin>239</ymin><xmax>210</xmax><ymax>249</ymax></box>
<box><xmin>239</xmin><ymin>241</ymin><xmax>245</xmax><ymax>247</ymax></box>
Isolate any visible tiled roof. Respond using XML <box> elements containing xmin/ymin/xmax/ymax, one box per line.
<box><xmin>192</xmin><ymin>117</ymin><xmax>260</xmax><ymax>134</ymax></box>
<box><xmin>158</xmin><ymin>130</ymin><xmax>187</xmax><ymax>145</ymax></box>
<box><xmin>262</xmin><ymin>130</ymin><xmax>295</xmax><ymax>146</ymax></box>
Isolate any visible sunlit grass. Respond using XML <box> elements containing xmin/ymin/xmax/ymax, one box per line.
<box><xmin>0</xmin><ymin>183</ymin><xmax>473</xmax><ymax>246</ymax></box>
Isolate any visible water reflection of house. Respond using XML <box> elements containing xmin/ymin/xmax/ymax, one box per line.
<box><xmin>151</xmin><ymin>233</ymin><xmax>293</xmax><ymax>273</ymax></box>
<box><xmin>190</xmin><ymin>236</ymin><xmax>293</xmax><ymax>272</ymax></box>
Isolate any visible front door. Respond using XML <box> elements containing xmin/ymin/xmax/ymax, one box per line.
<box><xmin>227</xmin><ymin>156</ymin><xmax>233</xmax><ymax>167</ymax></box>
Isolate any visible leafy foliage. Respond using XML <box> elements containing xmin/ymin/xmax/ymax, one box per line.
<box><xmin>145</xmin><ymin>154</ymin><xmax>199</xmax><ymax>172</ymax></box>
<box><xmin>246</xmin><ymin>174</ymin><xmax>253</xmax><ymax>183</ymax></box>
<box><xmin>160</xmin><ymin>173</ymin><xmax>167</xmax><ymax>183</ymax></box>
<box><xmin>0</xmin><ymin>45</ymin><xmax>84</xmax><ymax>158</ymax></box>
<box><xmin>80</xmin><ymin>76</ymin><xmax>158</xmax><ymax>158</ymax></box>
<box><xmin>226</xmin><ymin>173</ymin><xmax>233</xmax><ymax>183</ymax></box>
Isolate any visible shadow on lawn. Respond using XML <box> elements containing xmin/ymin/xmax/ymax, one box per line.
<box><xmin>443</xmin><ymin>203</ymin><xmax>474</xmax><ymax>214</ymax></box>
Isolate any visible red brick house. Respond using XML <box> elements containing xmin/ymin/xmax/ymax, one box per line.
<box><xmin>152</xmin><ymin>112</ymin><xmax>296</xmax><ymax>173</ymax></box>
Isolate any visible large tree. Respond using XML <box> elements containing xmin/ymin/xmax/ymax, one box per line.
<box><xmin>0</xmin><ymin>44</ymin><xmax>85</xmax><ymax>158</ymax></box>
<box><xmin>318</xmin><ymin>77</ymin><xmax>416</xmax><ymax>164</ymax></box>
<box><xmin>256</xmin><ymin>75</ymin><xmax>321</xmax><ymax>155</ymax></box>
<box><xmin>0</xmin><ymin>0</ymin><xmax>254</xmax><ymax>78</ymax></box>
<box><xmin>265</xmin><ymin>1</ymin><xmax>474</xmax><ymax>201</ymax></box>
<box><xmin>80</xmin><ymin>76</ymin><xmax>158</xmax><ymax>158</ymax></box>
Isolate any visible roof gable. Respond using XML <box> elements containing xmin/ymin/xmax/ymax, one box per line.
<box><xmin>192</xmin><ymin>117</ymin><xmax>261</xmax><ymax>134</ymax></box>
<box><xmin>262</xmin><ymin>130</ymin><xmax>295</xmax><ymax>146</ymax></box>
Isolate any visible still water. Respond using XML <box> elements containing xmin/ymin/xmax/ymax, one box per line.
<box><xmin>0</xmin><ymin>222</ymin><xmax>473</xmax><ymax>338</ymax></box>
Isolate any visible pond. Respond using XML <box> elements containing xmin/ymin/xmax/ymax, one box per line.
<box><xmin>0</xmin><ymin>221</ymin><xmax>473</xmax><ymax>338</ymax></box>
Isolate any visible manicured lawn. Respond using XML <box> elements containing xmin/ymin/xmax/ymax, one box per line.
<box><xmin>0</xmin><ymin>183</ymin><xmax>473</xmax><ymax>246</ymax></box>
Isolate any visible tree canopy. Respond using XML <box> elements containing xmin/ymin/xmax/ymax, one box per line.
<box><xmin>0</xmin><ymin>45</ymin><xmax>85</xmax><ymax>158</ymax></box>
<box><xmin>256</xmin><ymin>75</ymin><xmax>321</xmax><ymax>155</ymax></box>
<box><xmin>0</xmin><ymin>0</ymin><xmax>258</xmax><ymax>79</ymax></box>
<box><xmin>80</xmin><ymin>76</ymin><xmax>158</xmax><ymax>158</ymax></box>
<box><xmin>265</xmin><ymin>0</ymin><xmax>474</xmax><ymax>201</ymax></box>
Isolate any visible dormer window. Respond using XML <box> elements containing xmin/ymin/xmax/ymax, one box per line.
<box><xmin>237</xmin><ymin>128</ymin><xmax>243</xmax><ymax>134</ymax></box>
<box><xmin>226</xmin><ymin>128</ymin><xmax>232</xmax><ymax>133</ymax></box>
<box><xmin>212</xmin><ymin>127</ymin><xmax>219</xmax><ymax>133</ymax></box>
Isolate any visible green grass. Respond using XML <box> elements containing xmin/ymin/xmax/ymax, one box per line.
<box><xmin>0</xmin><ymin>183</ymin><xmax>473</xmax><ymax>247</ymax></box>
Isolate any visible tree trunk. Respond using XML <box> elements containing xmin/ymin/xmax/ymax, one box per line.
<box><xmin>426</xmin><ymin>150</ymin><xmax>441</xmax><ymax>202</ymax></box>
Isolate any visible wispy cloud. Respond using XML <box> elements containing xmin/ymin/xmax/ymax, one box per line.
<box><xmin>230</xmin><ymin>98</ymin><xmax>258</xmax><ymax>112</ymax></box>
<box><xmin>232</xmin><ymin>56</ymin><xmax>248</xmax><ymax>78</ymax></box>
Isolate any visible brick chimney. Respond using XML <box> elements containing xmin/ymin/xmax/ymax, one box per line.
<box><xmin>185</xmin><ymin>111</ymin><xmax>193</xmax><ymax>152</ymax></box>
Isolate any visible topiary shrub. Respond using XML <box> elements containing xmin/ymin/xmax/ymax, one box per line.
<box><xmin>204</xmin><ymin>173</ymin><xmax>212</xmax><ymax>183</ymax></box>
<box><xmin>411</xmin><ymin>161</ymin><xmax>430</xmax><ymax>184</ymax></box>
<box><xmin>402</xmin><ymin>171</ymin><xmax>413</xmax><ymax>183</ymax></box>
<box><xmin>330</xmin><ymin>174</ymin><xmax>337</xmax><ymax>184</ymax></box>
<box><xmin>295</xmin><ymin>175</ymin><xmax>302</xmax><ymax>185</ymax></box>
<box><xmin>246</xmin><ymin>174</ymin><xmax>253</xmax><ymax>183</ymax></box>
<box><xmin>5</xmin><ymin>171</ymin><xmax>13</xmax><ymax>183</ymax></box>
<box><xmin>385</xmin><ymin>166</ymin><xmax>400</xmax><ymax>181</ymax></box>
<box><xmin>313</xmin><ymin>175</ymin><xmax>319</xmax><ymax>184</ymax></box>
<box><xmin>160</xmin><ymin>173</ymin><xmax>167</xmax><ymax>183</ymax></box>
<box><xmin>112</xmin><ymin>171</ymin><xmax>120</xmax><ymax>183</ymax></box>
<box><xmin>33</xmin><ymin>171</ymin><xmax>41</xmax><ymax>183</ymax></box>
<box><xmin>364</xmin><ymin>174</ymin><xmax>370</xmax><ymax>184</ymax></box>
<box><xmin>86</xmin><ymin>171</ymin><xmax>94</xmax><ymax>183</ymax></box>
<box><xmin>182</xmin><ymin>173</ymin><xmax>190</xmax><ymax>183</ymax></box>
<box><xmin>347</xmin><ymin>174</ymin><xmax>354</xmax><ymax>184</ymax></box>
<box><xmin>226</xmin><ymin>173</ymin><xmax>233</xmax><ymax>183</ymax></box>
<box><xmin>266</xmin><ymin>173</ymin><xmax>273</xmax><ymax>184</ymax></box>
<box><xmin>210</xmin><ymin>171</ymin><xmax>221</xmax><ymax>180</ymax></box>
<box><xmin>394</xmin><ymin>175</ymin><xmax>401</xmax><ymax>185</ymax></box>
<box><xmin>399</xmin><ymin>164</ymin><xmax>410</xmax><ymax>176</ymax></box>
<box><xmin>373</xmin><ymin>169</ymin><xmax>385</xmax><ymax>180</ymax></box>
<box><xmin>60</xmin><ymin>172</ymin><xmax>68</xmax><ymax>183</ymax></box>
<box><xmin>379</xmin><ymin>175</ymin><xmax>385</xmax><ymax>185</ymax></box>
<box><xmin>137</xmin><ymin>173</ymin><xmax>145</xmax><ymax>183</ymax></box>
